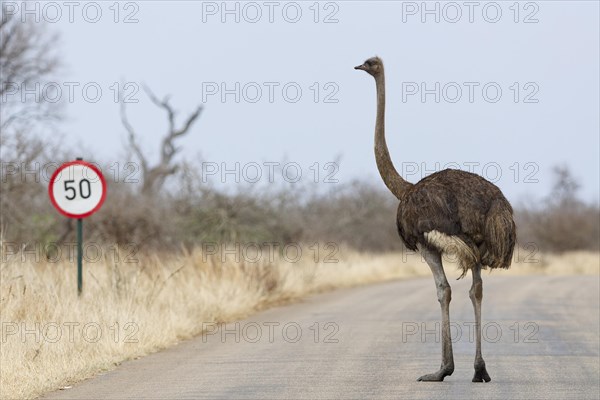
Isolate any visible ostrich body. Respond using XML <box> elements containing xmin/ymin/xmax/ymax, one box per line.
<box><xmin>355</xmin><ymin>57</ymin><xmax>516</xmax><ymax>382</ymax></box>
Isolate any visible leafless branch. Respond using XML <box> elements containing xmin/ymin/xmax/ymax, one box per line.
<box><xmin>120</xmin><ymin>100</ymin><xmax>148</xmax><ymax>174</ymax></box>
<box><xmin>120</xmin><ymin>85</ymin><xmax>203</xmax><ymax>193</ymax></box>
<box><xmin>0</xmin><ymin>5</ymin><xmax>61</xmax><ymax>133</ymax></box>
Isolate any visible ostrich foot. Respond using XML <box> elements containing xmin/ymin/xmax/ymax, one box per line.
<box><xmin>417</xmin><ymin>365</ymin><xmax>454</xmax><ymax>382</ymax></box>
<box><xmin>472</xmin><ymin>362</ymin><xmax>491</xmax><ymax>382</ymax></box>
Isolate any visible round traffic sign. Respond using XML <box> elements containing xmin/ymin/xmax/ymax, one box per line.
<box><xmin>49</xmin><ymin>160</ymin><xmax>107</xmax><ymax>218</ymax></box>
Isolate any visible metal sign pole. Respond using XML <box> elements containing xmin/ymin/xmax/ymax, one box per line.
<box><xmin>76</xmin><ymin>157</ymin><xmax>83</xmax><ymax>296</ymax></box>
<box><xmin>77</xmin><ymin>217</ymin><xmax>83</xmax><ymax>296</ymax></box>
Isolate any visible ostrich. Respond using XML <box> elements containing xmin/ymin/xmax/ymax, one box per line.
<box><xmin>355</xmin><ymin>57</ymin><xmax>516</xmax><ymax>382</ymax></box>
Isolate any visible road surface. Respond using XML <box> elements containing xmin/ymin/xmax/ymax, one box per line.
<box><xmin>45</xmin><ymin>275</ymin><xmax>600</xmax><ymax>400</ymax></box>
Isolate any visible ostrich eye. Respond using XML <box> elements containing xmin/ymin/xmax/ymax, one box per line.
<box><xmin>365</xmin><ymin>60</ymin><xmax>373</xmax><ymax>67</ymax></box>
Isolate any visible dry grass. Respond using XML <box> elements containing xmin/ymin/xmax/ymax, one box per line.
<box><xmin>0</xmin><ymin>245</ymin><xmax>414</xmax><ymax>399</ymax></box>
<box><xmin>506</xmin><ymin>249</ymin><xmax>600</xmax><ymax>275</ymax></box>
<box><xmin>1</xmin><ymin>245</ymin><xmax>597</xmax><ymax>399</ymax></box>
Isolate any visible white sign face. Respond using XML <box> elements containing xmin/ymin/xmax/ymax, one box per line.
<box><xmin>49</xmin><ymin>161</ymin><xmax>106</xmax><ymax>218</ymax></box>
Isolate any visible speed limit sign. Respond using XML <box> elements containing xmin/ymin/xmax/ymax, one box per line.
<box><xmin>49</xmin><ymin>160</ymin><xmax>107</xmax><ymax>218</ymax></box>
<box><xmin>49</xmin><ymin>159</ymin><xmax>106</xmax><ymax>295</ymax></box>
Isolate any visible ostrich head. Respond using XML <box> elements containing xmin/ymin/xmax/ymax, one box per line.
<box><xmin>354</xmin><ymin>57</ymin><xmax>383</xmax><ymax>77</ymax></box>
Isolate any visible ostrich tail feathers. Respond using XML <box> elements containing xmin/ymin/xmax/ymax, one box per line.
<box><xmin>484</xmin><ymin>201</ymin><xmax>517</xmax><ymax>270</ymax></box>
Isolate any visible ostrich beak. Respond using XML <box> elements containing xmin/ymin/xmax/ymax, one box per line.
<box><xmin>354</xmin><ymin>64</ymin><xmax>367</xmax><ymax>71</ymax></box>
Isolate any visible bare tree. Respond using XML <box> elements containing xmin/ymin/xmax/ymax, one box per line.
<box><xmin>120</xmin><ymin>85</ymin><xmax>202</xmax><ymax>194</ymax></box>
<box><xmin>549</xmin><ymin>165</ymin><xmax>581</xmax><ymax>206</ymax></box>
<box><xmin>0</xmin><ymin>3</ymin><xmax>63</xmax><ymax>242</ymax></box>
<box><xmin>0</xmin><ymin>3</ymin><xmax>61</xmax><ymax>133</ymax></box>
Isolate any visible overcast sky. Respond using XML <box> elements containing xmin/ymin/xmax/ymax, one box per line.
<box><xmin>24</xmin><ymin>1</ymin><xmax>599</xmax><ymax>202</ymax></box>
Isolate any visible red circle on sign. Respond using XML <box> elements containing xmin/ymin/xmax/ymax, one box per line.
<box><xmin>48</xmin><ymin>160</ymin><xmax>107</xmax><ymax>219</ymax></box>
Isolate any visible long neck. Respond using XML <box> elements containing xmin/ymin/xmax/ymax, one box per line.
<box><xmin>374</xmin><ymin>70</ymin><xmax>412</xmax><ymax>199</ymax></box>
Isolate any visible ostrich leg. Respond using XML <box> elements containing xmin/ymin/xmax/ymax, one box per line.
<box><xmin>418</xmin><ymin>247</ymin><xmax>455</xmax><ymax>382</ymax></box>
<box><xmin>470</xmin><ymin>265</ymin><xmax>491</xmax><ymax>382</ymax></box>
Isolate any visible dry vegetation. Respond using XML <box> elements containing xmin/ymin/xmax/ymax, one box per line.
<box><xmin>0</xmin><ymin>246</ymin><xmax>416</xmax><ymax>399</ymax></box>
